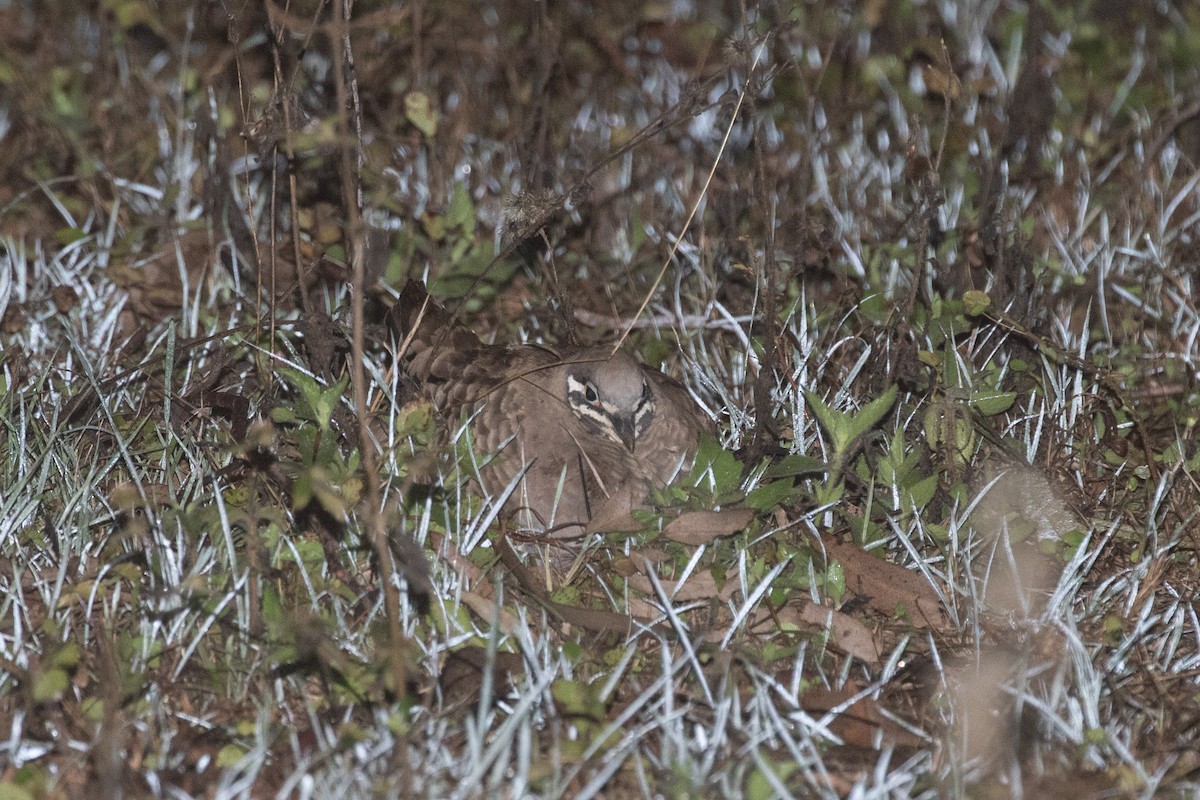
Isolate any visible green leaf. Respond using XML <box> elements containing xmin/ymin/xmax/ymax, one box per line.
<box><xmin>969</xmin><ymin>390</ymin><xmax>1017</xmax><ymax>416</ymax></box>
<box><xmin>813</xmin><ymin>479</ymin><xmax>844</xmax><ymax>507</ymax></box>
<box><xmin>292</xmin><ymin>470</ymin><xmax>313</xmax><ymax>510</ymax></box>
<box><xmin>81</xmin><ymin>696</ymin><xmax>105</xmax><ymax>722</ymax></box>
<box><xmin>690</xmin><ymin>436</ymin><xmax>744</xmax><ymax>496</ymax></box>
<box><xmin>963</xmin><ymin>289</ymin><xmax>991</xmax><ymax>316</ymax></box>
<box><xmin>396</xmin><ymin>401</ymin><xmax>434</xmax><ymax>443</ymax></box>
<box><xmin>938</xmin><ymin>325</ymin><xmax>965</xmax><ymax>387</ymax></box>
<box><xmin>277</xmin><ymin>367</ymin><xmax>348</xmax><ymax>431</ymax></box>
<box><xmin>804</xmin><ymin>390</ymin><xmax>847</xmax><ymax>450</ymax></box>
<box><xmin>311</xmin><ymin>469</ymin><xmax>350</xmax><ymax>518</ymax></box>
<box><xmin>858</xmin><ymin>292</ymin><xmax>891</xmax><ymax>324</ymax></box>
<box><xmin>51</xmin><ymin>642</ymin><xmax>80</xmax><ymax>669</ymax></box>
<box><xmin>261</xmin><ymin>584</ymin><xmax>284</xmax><ymax>636</ymax></box>
<box><xmin>906</xmin><ymin>474</ymin><xmax>938</xmax><ymax>510</ymax></box>
<box><xmin>761</xmin><ymin>454</ymin><xmax>826</xmax><ymax>480</ymax></box>
<box><xmin>106</xmin><ymin>0</ymin><xmax>154</xmax><ymax>29</ymax></box>
<box><xmin>32</xmin><ymin>668</ymin><xmax>69</xmax><ymax>703</ymax></box>
<box><xmin>551</xmin><ymin>679</ymin><xmax>604</xmax><ymax>719</ymax></box>
<box><xmin>314</xmin><ymin>374</ymin><xmax>350</xmax><ymax>431</ymax></box>
<box><xmin>446</xmin><ymin>183</ymin><xmax>476</xmax><ymax>234</ymax></box>
<box><xmin>846</xmin><ymin>384</ymin><xmax>898</xmax><ymax>442</ymax></box>
<box><xmin>404</xmin><ymin>91</ymin><xmax>438</xmax><ymax>138</ymax></box>
<box><xmin>922</xmin><ymin>403</ymin><xmax>943</xmax><ymax>450</ymax></box>
<box><xmin>55</xmin><ymin>227</ymin><xmax>88</xmax><ymax>245</ymax></box>
<box><xmin>745</xmin><ymin>479</ymin><xmax>800</xmax><ymax>511</ymax></box>
<box><xmin>420</xmin><ymin>211</ymin><xmax>446</xmax><ymax>241</ymax></box>
<box><xmin>270</xmin><ymin>406</ymin><xmax>300</xmax><ymax>425</ymax></box>
<box><xmin>824</xmin><ymin>559</ymin><xmax>846</xmax><ymax>605</ymax></box>
<box><xmin>746</xmin><ymin>760</ymin><xmax>800</xmax><ymax>800</ymax></box>
<box><xmin>454</xmin><ymin>244</ymin><xmax>493</xmax><ymax>277</ymax></box>
<box><xmin>807</xmin><ymin>385</ymin><xmax>898</xmax><ymax>455</ymax></box>
<box><xmin>216</xmin><ymin>744</ymin><xmax>248</xmax><ymax>768</ymax></box>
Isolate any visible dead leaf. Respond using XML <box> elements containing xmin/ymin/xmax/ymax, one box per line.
<box><xmin>802</xmin><ymin>682</ymin><xmax>923</xmax><ymax>749</ymax></box>
<box><xmin>109</xmin><ymin>229</ymin><xmax>215</xmax><ymax>323</ymax></box>
<box><xmin>611</xmin><ymin>547</ymin><xmax>670</xmax><ymax>576</ymax></box>
<box><xmin>820</xmin><ymin>536</ymin><xmax>950</xmax><ymax>630</ymax></box>
<box><xmin>582</xmin><ymin>487</ymin><xmax>642</xmax><ymax>535</ymax></box>
<box><xmin>625</xmin><ymin>596</ymin><xmax>665</xmax><ymax>621</ymax></box>
<box><xmin>663</xmin><ymin>508</ymin><xmax>753</xmax><ymax>545</ymax></box>
<box><xmin>459</xmin><ymin>590</ymin><xmax>521</xmax><ymax>634</ymax></box>
<box><xmin>781</xmin><ymin>599</ymin><xmax>882</xmax><ymax>666</ymax></box>
<box><xmin>627</xmin><ymin>567</ymin><xmax>739</xmax><ymax>603</ymax></box>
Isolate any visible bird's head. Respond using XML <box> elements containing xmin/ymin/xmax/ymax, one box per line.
<box><xmin>566</xmin><ymin>352</ymin><xmax>654</xmax><ymax>452</ymax></box>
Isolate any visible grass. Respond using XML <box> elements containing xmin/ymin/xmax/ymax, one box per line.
<box><xmin>1</xmin><ymin>0</ymin><xmax>1199</xmax><ymax>798</ymax></box>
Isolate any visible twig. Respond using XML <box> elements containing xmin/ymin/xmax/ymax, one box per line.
<box><xmin>330</xmin><ymin>0</ymin><xmax>409</xmax><ymax>698</ymax></box>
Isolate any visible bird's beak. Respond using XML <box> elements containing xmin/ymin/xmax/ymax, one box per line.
<box><xmin>613</xmin><ymin>415</ymin><xmax>637</xmax><ymax>452</ymax></box>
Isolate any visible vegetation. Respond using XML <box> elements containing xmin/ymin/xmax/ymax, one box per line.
<box><xmin>1</xmin><ymin>0</ymin><xmax>1198</xmax><ymax>797</ymax></box>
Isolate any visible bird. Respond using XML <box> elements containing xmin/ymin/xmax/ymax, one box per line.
<box><xmin>389</xmin><ymin>280</ymin><xmax>712</xmax><ymax>539</ymax></box>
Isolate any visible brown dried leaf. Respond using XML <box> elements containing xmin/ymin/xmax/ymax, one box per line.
<box><xmin>626</xmin><ymin>567</ymin><xmax>738</xmax><ymax>603</ymax></box>
<box><xmin>459</xmin><ymin>590</ymin><xmax>521</xmax><ymax>634</ymax></box>
<box><xmin>782</xmin><ymin>599</ymin><xmax>882</xmax><ymax>666</ymax></box>
<box><xmin>802</xmin><ymin>682</ymin><xmax>923</xmax><ymax>749</ymax></box>
<box><xmin>582</xmin><ymin>487</ymin><xmax>642</xmax><ymax>535</ymax></box>
<box><xmin>610</xmin><ymin>547</ymin><xmax>670</xmax><ymax>576</ymax></box>
<box><xmin>663</xmin><ymin>508</ymin><xmax>753</xmax><ymax>545</ymax></box>
<box><xmin>821</xmin><ymin>537</ymin><xmax>951</xmax><ymax>631</ymax></box>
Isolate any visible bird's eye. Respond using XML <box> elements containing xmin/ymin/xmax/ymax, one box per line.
<box><xmin>584</xmin><ymin>383</ymin><xmax>598</xmax><ymax>403</ymax></box>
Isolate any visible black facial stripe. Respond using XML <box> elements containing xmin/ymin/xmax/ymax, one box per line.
<box><xmin>574</xmin><ymin>402</ymin><xmax>612</xmax><ymax>426</ymax></box>
<box><xmin>628</xmin><ymin>381</ymin><xmax>650</xmax><ymax>433</ymax></box>
<box><xmin>573</xmin><ymin>401</ymin><xmax>622</xmax><ymax>443</ymax></box>
<box><xmin>633</xmin><ymin>397</ymin><xmax>654</xmax><ymax>435</ymax></box>
<box><xmin>566</xmin><ymin>378</ymin><xmax>596</xmax><ymax>409</ymax></box>
<box><xmin>636</xmin><ymin>381</ymin><xmax>651</xmax><ymax>410</ymax></box>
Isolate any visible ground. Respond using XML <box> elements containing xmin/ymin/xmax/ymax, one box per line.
<box><xmin>1</xmin><ymin>1</ymin><xmax>1199</xmax><ymax>798</ymax></box>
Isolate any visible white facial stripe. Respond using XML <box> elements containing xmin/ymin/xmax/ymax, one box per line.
<box><xmin>566</xmin><ymin>375</ymin><xmax>596</xmax><ymax>410</ymax></box>
<box><xmin>566</xmin><ymin>375</ymin><xmax>623</xmax><ymax>443</ymax></box>
<box><xmin>573</xmin><ymin>401</ymin><xmax>608</xmax><ymax>425</ymax></box>
<box><xmin>634</xmin><ymin>402</ymin><xmax>652</xmax><ymax>432</ymax></box>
